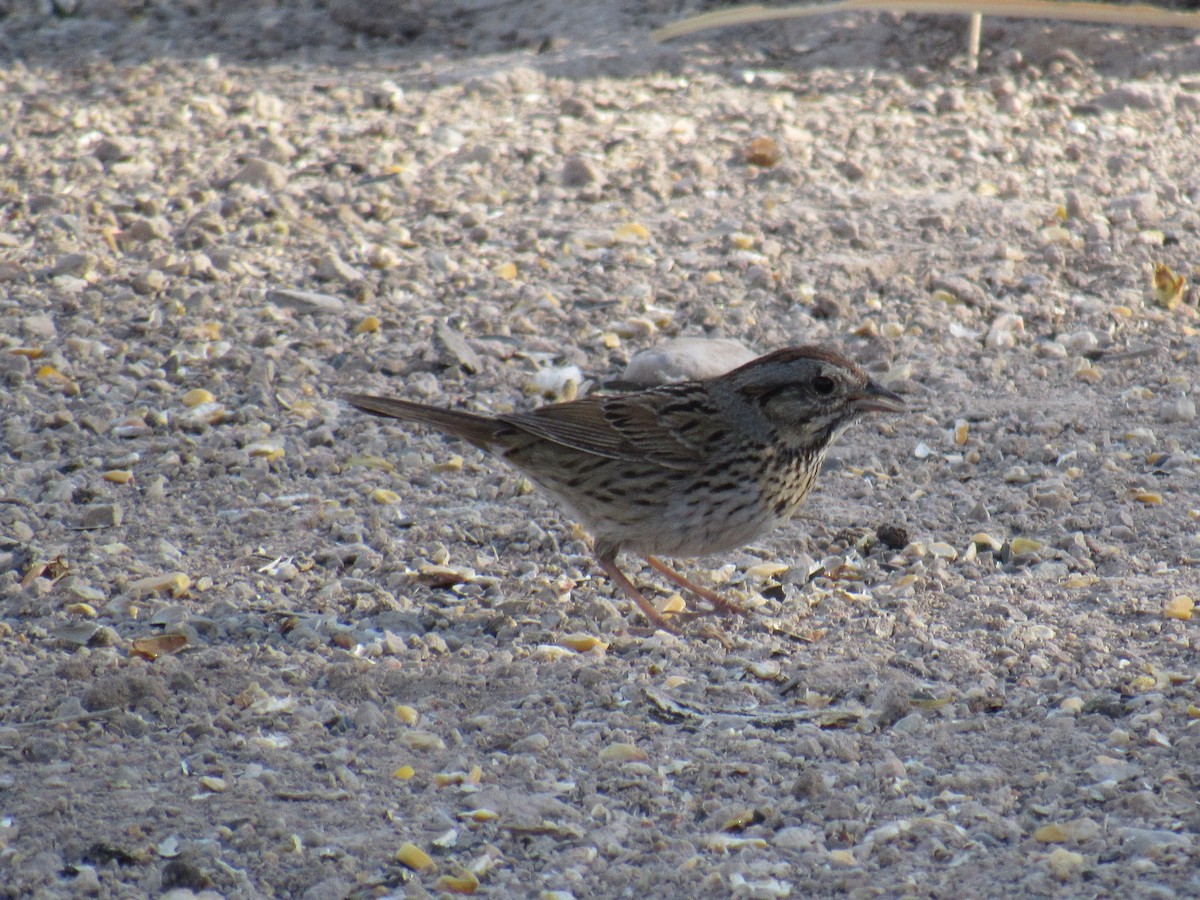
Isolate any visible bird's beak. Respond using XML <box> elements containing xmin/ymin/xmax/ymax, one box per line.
<box><xmin>852</xmin><ymin>380</ymin><xmax>905</xmax><ymax>414</ymax></box>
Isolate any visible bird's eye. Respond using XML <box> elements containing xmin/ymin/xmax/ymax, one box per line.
<box><xmin>812</xmin><ymin>375</ymin><xmax>836</xmax><ymax>396</ymax></box>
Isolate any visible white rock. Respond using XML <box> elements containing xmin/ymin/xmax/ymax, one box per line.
<box><xmin>1160</xmin><ymin>396</ymin><xmax>1196</xmax><ymax>423</ymax></box>
<box><xmin>985</xmin><ymin>313</ymin><xmax>1024</xmax><ymax>349</ymax></box>
<box><xmin>532</xmin><ymin>365</ymin><xmax>582</xmax><ymax>397</ymax></box>
<box><xmin>623</xmin><ymin>337</ymin><xmax>756</xmax><ymax>385</ymax></box>
<box><xmin>1060</xmin><ymin>331</ymin><xmax>1099</xmax><ymax>355</ymax></box>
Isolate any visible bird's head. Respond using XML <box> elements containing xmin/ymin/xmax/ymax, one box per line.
<box><xmin>725</xmin><ymin>346</ymin><xmax>904</xmax><ymax>447</ymax></box>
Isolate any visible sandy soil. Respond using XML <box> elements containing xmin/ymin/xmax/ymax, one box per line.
<box><xmin>2</xmin><ymin>2</ymin><xmax>1199</xmax><ymax>897</ymax></box>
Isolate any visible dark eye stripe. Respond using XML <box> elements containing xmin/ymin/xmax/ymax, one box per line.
<box><xmin>744</xmin><ymin>382</ymin><xmax>794</xmax><ymax>404</ymax></box>
<box><xmin>747</xmin><ymin>378</ymin><xmax>835</xmax><ymax>405</ymax></box>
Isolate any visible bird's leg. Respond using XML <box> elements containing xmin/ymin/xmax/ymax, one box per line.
<box><xmin>593</xmin><ymin>554</ymin><xmax>678</xmax><ymax>632</ymax></box>
<box><xmin>644</xmin><ymin>556</ymin><xmax>752</xmax><ymax>619</ymax></box>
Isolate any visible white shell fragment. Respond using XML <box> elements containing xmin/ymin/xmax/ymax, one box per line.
<box><xmin>530</xmin><ymin>365</ymin><xmax>583</xmax><ymax>399</ymax></box>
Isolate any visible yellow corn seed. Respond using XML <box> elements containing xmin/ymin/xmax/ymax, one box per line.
<box><xmin>402</xmin><ymin>731</ymin><xmax>446</xmax><ymax>751</ymax></box>
<box><xmin>432</xmin><ymin>455</ymin><xmax>464</xmax><ymax>473</ymax></box>
<box><xmin>954</xmin><ymin>419</ymin><xmax>969</xmax><ymax>446</ymax></box>
<box><xmin>129</xmin><ymin>572</ymin><xmax>191</xmax><ymax>598</ymax></box>
<box><xmin>396</xmin><ymin>842</ymin><xmax>434</xmax><ymax>871</ymax></box>
<box><xmin>370</xmin><ymin>488</ymin><xmax>401</xmax><ymax>504</ymax></box>
<box><xmin>102</xmin><ymin>470</ymin><xmax>134</xmax><ymax>484</ymax></box>
<box><xmin>661</xmin><ymin>594</ymin><xmax>687</xmax><ymax>614</ymax></box>
<box><xmin>1074</xmin><ymin>360</ymin><xmax>1102</xmax><ymax>383</ymax></box>
<box><xmin>285</xmin><ymin>400</ymin><xmax>318</xmax><ymax>420</ymax></box>
<box><xmin>353</xmin><ymin>315</ymin><xmax>381</xmax><ymax>335</ymax></box>
<box><xmin>65</xmin><ymin>603</ymin><xmax>97</xmax><ymax>617</ymax></box>
<box><xmin>599</xmin><ymin>743</ymin><xmax>647</xmax><ymax>763</ymax></box>
<box><xmin>558</xmin><ymin>634</ymin><xmax>608</xmax><ymax>653</ymax></box>
<box><xmin>394</xmin><ymin>765</ymin><xmax>415</xmax><ymax>780</ymax></box>
<box><xmin>911</xmin><ymin>694</ymin><xmax>952</xmax><ymax>710</ymax></box>
<box><xmin>395</xmin><ymin>705</ymin><xmax>419</xmax><ymax>725</ymax></box>
<box><xmin>1129</xmin><ymin>675</ymin><xmax>1158</xmax><ymax>693</ymax></box>
<box><xmin>494</xmin><ymin>261</ymin><xmax>518</xmax><ymax>280</ymax></box>
<box><xmin>613</xmin><ymin>222</ymin><xmax>650</xmax><ymax>243</ymax></box>
<box><xmin>707</xmin><ymin>835</ymin><xmax>768</xmax><ymax>852</ymax></box>
<box><xmin>1033</xmin><ymin>824</ymin><xmax>1069</xmax><ymax>843</ymax></box>
<box><xmin>1165</xmin><ymin>596</ymin><xmax>1194</xmax><ymax>621</ymax></box>
<box><xmin>458</xmin><ymin>809</ymin><xmax>499</xmax><ymax>822</ymax></box>
<box><xmin>36</xmin><ymin>366</ymin><xmax>80</xmax><ymax>395</ymax></box>
<box><xmin>1133</xmin><ymin>491</ymin><xmax>1163</xmax><ymax>505</ymax></box>
<box><xmin>246</xmin><ymin>442</ymin><xmax>285</xmax><ymax>460</ymax></box>
<box><xmin>347</xmin><ymin>455</ymin><xmax>396</xmax><ymax>473</ymax></box>
<box><xmin>1153</xmin><ymin>262</ymin><xmax>1186</xmax><ymax>310</ymax></box>
<box><xmin>434</xmin><ymin>870</ymin><xmax>480</xmax><ymax>894</ymax></box>
<box><xmin>182</xmin><ymin>388</ymin><xmax>215</xmax><ymax>407</ymax></box>
<box><xmin>1009</xmin><ymin>537</ymin><xmax>1042</xmax><ymax>555</ymax></box>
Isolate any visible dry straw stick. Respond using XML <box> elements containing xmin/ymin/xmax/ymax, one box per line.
<box><xmin>653</xmin><ymin>1</ymin><xmax>1200</xmax><ymax>69</ymax></box>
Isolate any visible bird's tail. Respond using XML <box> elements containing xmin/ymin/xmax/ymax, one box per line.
<box><xmin>342</xmin><ymin>393</ymin><xmax>502</xmax><ymax>452</ymax></box>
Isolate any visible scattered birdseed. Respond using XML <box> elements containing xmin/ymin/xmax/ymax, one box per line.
<box><xmin>5</xmin><ymin>12</ymin><xmax>1200</xmax><ymax>900</ymax></box>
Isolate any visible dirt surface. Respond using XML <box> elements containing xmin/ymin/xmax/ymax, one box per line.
<box><xmin>2</xmin><ymin>2</ymin><xmax>1200</xmax><ymax>897</ymax></box>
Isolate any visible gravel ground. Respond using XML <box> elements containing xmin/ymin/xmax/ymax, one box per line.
<box><xmin>2</xmin><ymin>2</ymin><xmax>1200</xmax><ymax>897</ymax></box>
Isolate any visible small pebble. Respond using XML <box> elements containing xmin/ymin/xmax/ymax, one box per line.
<box><xmin>230</xmin><ymin>157</ymin><xmax>289</xmax><ymax>190</ymax></box>
<box><xmin>77</xmin><ymin>503</ymin><xmax>123</xmax><ymax>529</ymax></box>
<box><xmin>561</xmin><ymin>154</ymin><xmax>601</xmax><ymax>187</ymax></box>
<box><xmin>268</xmin><ymin>288</ymin><xmax>346</xmax><ymax>314</ymax></box>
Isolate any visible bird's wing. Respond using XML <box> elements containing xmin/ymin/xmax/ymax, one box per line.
<box><xmin>500</xmin><ymin>390</ymin><xmax>714</xmax><ymax>470</ymax></box>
